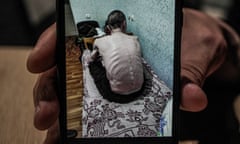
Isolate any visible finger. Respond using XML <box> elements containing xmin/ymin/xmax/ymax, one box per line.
<box><xmin>43</xmin><ymin>120</ymin><xmax>60</xmax><ymax>144</ymax></box>
<box><xmin>181</xmin><ymin>9</ymin><xmax>227</xmax><ymax>86</ymax></box>
<box><xmin>180</xmin><ymin>83</ymin><xmax>208</xmax><ymax>112</ymax></box>
<box><xmin>27</xmin><ymin>23</ymin><xmax>57</xmax><ymax>73</ymax></box>
<box><xmin>35</xmin><ymin>100</ymin><xmax>59</xmax><ymax>130</ymax></box>
<box><xmin>181</xmin><ymin>25</ymin><xmax>227</xmax><ymax>87</ymax></box>
<box><xmin>33</xmin><ymin>67</ymin><xmax>59</xmax><ymax>130</ymax></box>
<box><xmin>33</xmin><ymin>67</ymin><xmax>57</xmax><ymax>106</ymax></box>
<box><xmin>180</xmin><ymin>9</ymin><xmax>228</xmax><ymax>112</ymax></box>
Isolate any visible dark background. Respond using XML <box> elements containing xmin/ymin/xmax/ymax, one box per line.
<box><xmin>0</xmin><ymin>0</ymin><xmax>55</xmax><ymax>45</ymax></box>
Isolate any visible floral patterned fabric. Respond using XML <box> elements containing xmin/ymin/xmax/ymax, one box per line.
<box><xmin>82</xmin><ymin>49</ymin><xmax>172</xmax><ymax>137</ymax></box>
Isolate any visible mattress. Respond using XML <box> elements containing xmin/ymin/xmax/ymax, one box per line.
<box><xmin>81</xmin><ymin>49</ymin><xmax>172</xmax><ymax>137</ymax></box>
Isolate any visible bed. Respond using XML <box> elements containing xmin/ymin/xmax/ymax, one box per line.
<box><xmin>81</xmin><ymin>49</ymin><xmax>173</xmax><ymax>137</ymax></box>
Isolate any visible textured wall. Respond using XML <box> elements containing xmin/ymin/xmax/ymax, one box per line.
<box><xmin>69</xmin><ymin>0</ymin><xmax>175</xmax><ymax>89</ymax></box>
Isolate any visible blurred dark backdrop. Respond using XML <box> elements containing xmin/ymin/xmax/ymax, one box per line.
<box><xmin>0</xmin><ymin>0</ymin><xmax>55</xmax><ymax>46</ymax></box>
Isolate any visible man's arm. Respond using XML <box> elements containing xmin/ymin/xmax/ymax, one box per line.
<box><xmin>90</xmin><ymin>46</ymin><xmax>99</xmax><ymax>61</ymax></box>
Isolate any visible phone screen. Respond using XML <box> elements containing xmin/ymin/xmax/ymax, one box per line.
<box><xmin>57</xmin><ymin>0</ymin><xmax>181</xmax><ymax>143</ymax></box>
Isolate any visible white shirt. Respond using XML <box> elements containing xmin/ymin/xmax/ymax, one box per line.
<box><xmin>92</xmin><ymin>28</ymin><xmax>144</xmax><ymax>95</ymax></box>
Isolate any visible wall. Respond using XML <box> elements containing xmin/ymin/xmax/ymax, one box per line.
<box><xmin>69</xmin><ymin>0</ymin><xmax>175</xmax><ymax>89</ymax></box>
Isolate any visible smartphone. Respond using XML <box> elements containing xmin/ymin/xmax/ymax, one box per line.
<box><xmin>57</xmin><ymin>0</ymin><xmax>181</xmax><ymax>143</ymax></box>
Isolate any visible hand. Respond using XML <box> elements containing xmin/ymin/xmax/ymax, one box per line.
<box><xmin>26</xmin><ymin>8</ymin><xmax>240</xmax><ymax>143</ymax></box>
<box><xmin>27</xmin><ymin>23</ymin><xmax>60</xmax><ymax>144</ymax></box>
<box><xmin>181</xmin><ymin>8</ymin><xmax>240</xmax><ymax>112</ymax></box>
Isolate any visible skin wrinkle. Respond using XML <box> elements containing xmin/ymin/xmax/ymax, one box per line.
<box><xmin>40</xmin><ymin>84</ymin><xmax>53</xmax><ymax>101</ymax></box>
<box><xmin>202</xmin><ymin>24</ymin><xmax>227</xmax><ymax>77</ymax></box>
<box><xmin>181</xmin><ymin>9</ymin><xmax>228</xmax><ymax>87</ymax></box>
<box><xmin>33</xmin><ymin>68</ymin><xmax>59</xmax><ymax>131</ymax></box>
<box><xmin>205</xmin><ymin>42</ymin><xmax>227</xmax><ymax>77</ymax></box>
<box><xmin>181</xmin><ymin>64</ymin><xmax>205</xmax><ymax>87</ymax></box>
<box><xmin>181</xmin><ymin>36</ymin><xmax>227</xmax><ymax>88</ymax></box>
<box><xmin>33</xmin><ymin>67</ymin><xmax>57</xmax><ymax>107</ymax></box>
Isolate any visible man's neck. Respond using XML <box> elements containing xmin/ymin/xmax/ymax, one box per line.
<box><xmin>111</xmin><ymin>28</ymin><xmax>122</xmax><ymax>33</ymax></box>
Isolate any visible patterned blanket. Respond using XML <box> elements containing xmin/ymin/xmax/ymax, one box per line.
<box><xmin>81</xmin><ymin>49</ymin><xmax>172</xmax><ymax>137</ymax></box>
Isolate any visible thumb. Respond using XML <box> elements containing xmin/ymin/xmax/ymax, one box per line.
<box><xmin>181</xmin><ymin>82</ymin><xmax>208</xmax><ymax>112</ymax></box>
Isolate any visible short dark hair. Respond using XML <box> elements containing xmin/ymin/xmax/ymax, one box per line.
<box><xmin>106</xmin><ymin>10</ymin><xmax>126</xmax><ymax>29</ymax></box>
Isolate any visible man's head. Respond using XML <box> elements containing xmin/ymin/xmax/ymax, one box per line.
<box><xmin>105</xmin><ymin>10</ymin><xmax>127</xmax><ymax>33</ymax></box>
